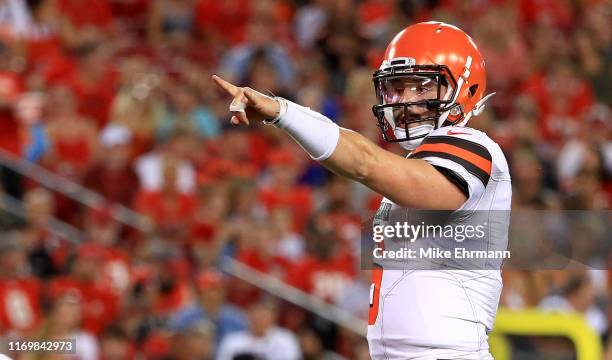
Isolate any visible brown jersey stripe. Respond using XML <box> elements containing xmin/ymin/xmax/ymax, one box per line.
<box><xmin>411</xmin><ymin>143</ymin><xmax>492</xmax><ymax>175</ymax></box>
<box><xmin>422</xmin><ymin>135</ymin><xmax>492</xmax><ymax>162</ymax></box>
<box><xmin>410</xmin><ymin>150</ymin><xmax>490</xmax><ymax>185</ymax></box>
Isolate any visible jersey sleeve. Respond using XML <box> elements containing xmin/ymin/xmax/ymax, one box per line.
<box><xmin>409</xmin><ymin>133</ymin><xmax>493</xmax><ymax>200</ymax></box>
<box><xmin>433</xmin><ymin>165</ymin><xmax>469</xmax><ymax>197</ymax></box>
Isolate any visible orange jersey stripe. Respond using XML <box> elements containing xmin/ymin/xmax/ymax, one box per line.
<box><xmin>412</xmin><ymin>143</ymin><xmax>492</xmax><ymax>175</ymax></box>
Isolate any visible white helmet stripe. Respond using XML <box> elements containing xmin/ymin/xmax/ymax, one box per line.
<box><xmin>437</xmin><ymin>56</ymin><xmax>472</xmax><ymax>128</ymax></box>
<box><xmin>450</xmin><ymin>55</ymin><xmax>472</xmax><ymax>104</ymax></box>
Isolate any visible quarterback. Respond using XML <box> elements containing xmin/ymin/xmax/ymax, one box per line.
<box><xmin>214</xmin><ymin>22</ymin><xmax>511</xmax><ymax>360</ymax></box>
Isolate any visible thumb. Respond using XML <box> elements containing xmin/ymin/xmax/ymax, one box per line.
<box><xmin>243</xmin><ymin>87</ymin><xmax>261</xmax><ymax>105</ymax></box>
<box><xmin>243</xmin><ymin>87</ymin><xmax>278</xmax><ymax>118</ymax></box>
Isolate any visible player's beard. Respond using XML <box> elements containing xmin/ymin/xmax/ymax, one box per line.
<box><xmin>395</xmin><ymin>123</ymin><xmax>434</xmax><ymax>150</ymax></box>
<box><xmin>385</xmin><ymin>107</ymin><xmax>435</xmax><ymax>151</ymax></box>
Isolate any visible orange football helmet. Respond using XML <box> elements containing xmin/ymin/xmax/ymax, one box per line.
<box><xmin>372</xmin><ymin>21</ymin><xmax>494</xmax><ymax>148</ymax></box>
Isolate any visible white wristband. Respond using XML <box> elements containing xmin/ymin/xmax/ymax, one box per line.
<box><xmin>266</xmin><ymin>98</ymin><xmax>340</xmax><ymax>161</ymax></box>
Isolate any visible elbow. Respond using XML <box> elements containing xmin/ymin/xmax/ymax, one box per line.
<box><xmin>354</xmin><ymin>160</ymin><xmax>369</xmax><ymax>182</ymax></box>
<box><xmin>353</xmin><ymin>140</ymin><xmax>377</xmax><ymax>182</ymax></box>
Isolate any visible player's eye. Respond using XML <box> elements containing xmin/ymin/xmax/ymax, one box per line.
<box><xmin>383</xmin><ymin>87</ymin><xmax>404</xmax><ymax>103</ymax></box>
<box><xmin>415</xmin><ymin>85</ymin><xmax>432</xmax><ymax>95</ymax></box>
<box><xmin>414</xmin><ymin>79</ymin><xmax>434</xmax><ymax>94</ymax></box>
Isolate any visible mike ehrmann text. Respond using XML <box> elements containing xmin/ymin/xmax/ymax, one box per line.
<box><xmin>373</xmin><ymin>247</ymin><xmax>511</xmax><ymax>260</ymax></box>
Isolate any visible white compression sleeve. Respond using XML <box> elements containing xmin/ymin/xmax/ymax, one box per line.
<box><xmin>265</xmin><ymin>98</ymin><xmax>340</xmax><ymax>161</ymax></box>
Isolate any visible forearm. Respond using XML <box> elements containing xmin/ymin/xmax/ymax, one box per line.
<box><xmin>322</xmin><ymin>130</ymin><xmax>432</xmax><ymax>206</ymax></box>
<box><xmin>320</xmin><ymin>128</ymin><xmax>379</xmax><ymax>182</ymax></box>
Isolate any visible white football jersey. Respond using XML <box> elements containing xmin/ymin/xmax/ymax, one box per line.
<box><xmin>367</xmin><ymin>126</ymin><xmax>512</xmax><ymax>360</ymax></box>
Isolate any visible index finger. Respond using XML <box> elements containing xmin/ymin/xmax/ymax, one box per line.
<box><xmin>212</xmin><ymin>75</ymin><xmax>239</xmax><ymax>96</ymax></box>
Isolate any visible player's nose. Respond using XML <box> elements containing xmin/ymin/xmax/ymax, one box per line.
<box><xmin>406</xmin><ymin>103</ymin><xmax>428</xmax><ymax>115</ymax></box>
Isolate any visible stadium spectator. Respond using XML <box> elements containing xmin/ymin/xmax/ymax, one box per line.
<box><xmin>48</xmin><ymin>243</ymin><xmax>121</xmax><ymax>335</ymax></box>
<box><xmin>25</xmin><ymin>292</ymin><xmax>99</xmax><ymax>360</ymax></box>
<box><xmin>147</xmin><ymin>0</ymin><xmax>197</xmax><ymax>46</ymax></box>
<box><xmin>165</xmin><ymin>319</ymin><xmax>216</xmax><ymax>360</ymax></box>
<box><xmin>170</xmin><ymin>270</ymin><xmax>246</xmax><ymax>345</ymax></box>
<box><xmin>258</xmin><ymin>149</ymin><xmax>314</xmax><ymax>233</ymax></box>
<box><xmin>51</xmin><ymin>0</ymin><xmax>114</xmax><ymax>49</ymax></box>
<box><xmin>219</xmin><ymin>15</ymin><xmax>294</xmax><ymax>90</ymax></box>
<box><xmin>44</xmin><ymin>86</ymin><xmax>97</xmax><ymax>180</ymax></box>
<box><xmin>217</xmin><ymin>299</ymin><xmax>301</xmax><ymax>360</ymax></box>
<box><xmin>14</xmin><ymin>91</ymin><xmax>49</xmax><ymax>162</ymax></box>
<box><xmin>540</xmin><ymin>273</ymin><xmax>608</xmax><ymax>336</ymax></box>
<box><xmin>134</xmin><ymin>133</ymin><xmax>197</xmax><ymax>194</ymax></box>
<box><xmin>82</xmin><ymin>123</ymin><xmax>139</xmax><ymax>206</ymax></box>
<box><xmin>22</xmin><ymin>187</ymin><xmax>62</xmax><ymax>278</ymax></box>
<box><xmin>133</xmin><ymin>153</ymin><xmax>197</xmax><ymax>237</ymax></box>
<box><xmin>99</xmin><ymin>325</ymin><xmax>136</xmax><ymax>360</ymax></box>
<box><xmin>287</xmin><ymin>212</ymin><xmax>355</xmax><ymax>304</ymax></box>
<box><xmin>155</xmin><ymin>83</ymin><xmax>220</xmax><ymax>141</ymax></box>
<box><xmin>297</xmin><ymin>325</ymin><xmax>345</xmax><ymax>360</ymax></box>
<box><xmin>0</xmin><ymin>232</ymin><xmax>42</xmax><ymax>336</ymax></box>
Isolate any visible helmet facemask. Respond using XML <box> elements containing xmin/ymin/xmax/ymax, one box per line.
<box><xmin>372</xmin><ymin>64</ymin><xmax>461</xmax><ymax>150</ymax></box>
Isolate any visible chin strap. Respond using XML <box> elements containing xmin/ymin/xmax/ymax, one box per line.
<box><xmin>456</xmin><ymin>92</ymin><xmax>496</xmax><ymax>126</ymax></box>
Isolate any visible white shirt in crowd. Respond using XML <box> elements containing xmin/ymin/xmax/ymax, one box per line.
<box><xmin>134</xmin><ymin>152</ymin><xmax>196</xmax><ymax>193</ymax></box>
<box><xmin>72</xmin><ymin>331</ymin><xmax>99</xmax><ymax>360</ymax></box>
<box><xmin>217</xmin><ymin>327</ymin><xmax>301</xmax><ymax>360</ymax></box>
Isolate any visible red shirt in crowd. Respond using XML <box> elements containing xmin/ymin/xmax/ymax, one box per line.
<box><xmin>236</xmin><ymin>249</ymin><xmax>292</xmax><ymax>280</ymax></box>
<box><xmin>522</xmin><ymin>72</ymin><xmax>594</xmax><ymax>140</ymax></box>
<box><xmin>55</xmin><ymin>0</ymin><xmax>113</xmax><ymax>30</ymax></box>
<box><xmin>518</xmin><ymin>0</ymin><xmax>574</xmax><ymax>29</ymax></box>
<box><xmin>133</xmin><ymin>191</ymin><xmax>197</xmax><ymax>229</ymax></box>
<box><xmin>53</xmin><ymin>135</ymin><xmax>94</xmax><ymax>171</ymax></box>
<box><xmin>0</xmin><ymin>277</ymin><xmax>42</xmax><ymax>335</ymax></box>
<box><xmin>0</xmin><ymin>110</ymin><xmax>20</xmax><ymax>156</ymax></box>
<box><xmin>83</xmin><ymin>163</ymin><xmax>139</xmax><ymax>206</ymax></box>
<box><xmin>195</xmin><ymin>0</ymin><xmax>251</xmax><ymax>45</ymax></box>
<box><xmin>258</xmin><ymin>186</ymin><xmax>313</xmax><ymax>233</ymax></box>
<box><xmin>0</xmin><ymin>71</ymin><xmax>22</xmax><ymax>156</ymax></box>
<box><xmin>226</xmin><ymin>249</ymin><xmax>292</xmax><ymax>308</ymax></box>
<box><xmin>286</xmin><ymin>252</ymin><xmax>355</xmax><ymax>303</ymax></box>
<box><xmin>197</xmin><ymin>157</ymin><xmax>258</xmax><ymax>184</ymax></box>
<box><xmin>48</xmin><ymin>276</ymin><xmax>120</xmax><ymax>335</ymax></box>
<box><xmin>152</xmin><ymin>280</ymin><xmax>192</xmax><ymax>316</ymax></box>
<box><xmin>59</xmin><ymin>68</ymin><xmax>118</xmax><ymax>129</ymax></box>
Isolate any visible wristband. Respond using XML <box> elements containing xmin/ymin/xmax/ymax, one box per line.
<box><xmin>265</xmin><ymin>98</ymin><xmax>340</xmax><ymax>161</ymax></box>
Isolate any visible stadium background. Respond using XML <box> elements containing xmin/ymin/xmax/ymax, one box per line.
<box><xmin>0</xmin><ymin>0</ymin><xmax>609</xmax><ymax>359</ymax></box>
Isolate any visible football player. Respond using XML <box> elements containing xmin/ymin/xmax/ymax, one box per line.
<box><xmin>213</xmin><ymin>21</ymin><xmax>511</xmax><ymax>360</ymax></box>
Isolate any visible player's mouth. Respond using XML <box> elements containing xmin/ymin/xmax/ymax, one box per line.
<box><xmin>392</xmin><ymin>106</ymin><xmax>436</xmax><ymax>129</ymax></box>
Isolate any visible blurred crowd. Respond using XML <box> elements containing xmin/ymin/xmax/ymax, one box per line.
<box><xmin>0</xmin><ymin>0</ymin><xmax>609</xmax><ymax>359</ymax></box>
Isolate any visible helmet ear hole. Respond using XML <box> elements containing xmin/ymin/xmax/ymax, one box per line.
<box><xmin>468</xmin><ymin>84</ymin><xmax>478</xmax><ymax>97</ymax></box>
